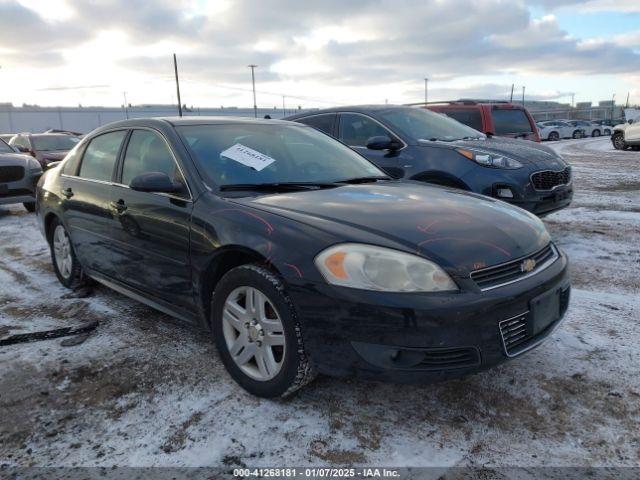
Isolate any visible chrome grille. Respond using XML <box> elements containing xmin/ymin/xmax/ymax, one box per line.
<box><xmin>0</xmin><ymin>166</ymin><xmax>25</xmax><ymax>183</ymax></box>
<box><xmin>471</xmin><ymin>244</ymin><xmax>558</xmax><ymax>291</ymax></box>
<box><xmin>499</xmin><ymin>313</ymin><xmax>531</xmax><ymax>355</ymax></box>
<box><xmin>531</xmin><ymin>167</ymin><xmax>571</xmax><ymax>191</ymax></box>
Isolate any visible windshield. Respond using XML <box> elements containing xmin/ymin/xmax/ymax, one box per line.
<box><xmin>32</xmin><ymin>135</ymin><xmax>80</xmax><ymax>151</ymax></box>
<box><xmin>177</xmin><ymin>123</ymin><xmax>385</xmax><ymax>186</ymax></box>
<box><xmin>0</xmin><ymin>139</ymin><xmax>14</xmax><ymax>153</ymax></box>
<box><xmin>378</xmin><ymin>108</ymin><xmax>484</xmax><ymax>142</ymax></box>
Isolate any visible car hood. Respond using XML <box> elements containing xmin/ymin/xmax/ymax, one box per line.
<box><xmin>0</xmin><ymin>152</ymin><xmax>35</xmax><ymax>166</ymax></box>
<box><xmin>419</xmin><ymin>136</ymin><xmax>566</xmax><ymax>169</ymax></box>
<box><xmin>230</xmin><ymin>181</ymin><xmax>550</xmax><ymax>276</ymax></box>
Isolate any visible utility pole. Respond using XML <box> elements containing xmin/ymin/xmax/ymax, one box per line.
<box><xmin>173</xmin><ymin>53</ymin><xmax>183</xmax><ymax>117</ymax></box>
<box><xmin>424</xmin><ymin>77</ymin><xmax>428</xmax><ymax>104</ymax></box>
<box><xmin>248</xmin><ymin>64</ymin><xmax>258</xmax><ymax>118</ymax></box>
<box><xmin>122</xmin><ymin>91</ymin><xmax>129</xmax><ymax>119</ymax></box>
<box><xmin>626</xmin><ymin>92</ymin><xmax>630</xmax><ymax>108</ymax></box>
<box><xmin>509</xmin><ymin>84</ymin><xmax>514</xmax><ymax>102</ymax></box>
<box><xmin>282</xmin><ymin>95</ymin><xmax>286</xmax><ymax>117</ymax></box>
<box><xmin>611</xmin><ymin>93</ymin><xmax>616</xmax><ymax>121</ymax></box>
<box><xmin>522</xmin><ymin>86</ymin><xmax>525</xmax><ymax>106</ymax></box>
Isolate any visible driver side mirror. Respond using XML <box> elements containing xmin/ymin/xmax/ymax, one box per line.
<box><xmin>365</xmin><ymin>135</ymin><xmax>402</xmax><ymax>151</ymax></box>
<box><xmin>130</xmin><ymin>172</ymin><xmax>183</xmax><ymax>194</ymax></box>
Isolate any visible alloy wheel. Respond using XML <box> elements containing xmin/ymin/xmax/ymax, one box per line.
<box><xmin>53</xmin><ymin>225</ymin><xmax>73</xmax><ymax>280</ymax></box>
<box><xmin>222</xmin><ymin>286</ymin><xmax>286</xmax><ymax>381</ymax></box>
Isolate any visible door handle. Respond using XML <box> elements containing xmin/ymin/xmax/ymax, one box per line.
<box><xmin>110</xmin><ymin>199</ymin><xmax>127</xmax><ymax>213</ymax></box>
<box><xmin>61</xmin><ymin>187</ymin><xmax>74</xmax><ymax>199</ymax></box>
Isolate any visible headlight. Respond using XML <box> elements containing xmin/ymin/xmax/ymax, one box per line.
<box><xmin>315</xmin><ymin>243</ymin><xmax>458</xmax><ymax>292</ymax></box>
<box><xmin>457</xmin><ymin>149</ymin><xmax>523</xmax><ymax>169</ymax></box>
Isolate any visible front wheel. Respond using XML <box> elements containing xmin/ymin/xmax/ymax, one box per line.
<box><xmin>49</xmin><ymin>218</ymin><xmax>84</xmax><ymax>288</ymax></box>
<box><xmin>572</xmin><ymin>130</ymin><xmax>582</xmax><ymax>139</ymax></box>
<box><xmin>548</xmin><ymin>131</ymin><xmax>560</xmax><ymax>141</ymax></box>
<box><xmin>612</xmin><ymin>133</ymin><xmax>627</xmax><ymax>150</ymax></box>
<box><xmin>23</xmin><ymin>202</ymin><xmax>36</xmax><ymax>213</ymax></box>
<box><xmin>211</xmin><ymin>264</ymin><xmax>316</xmax><ymax>398</ymax></box>
<box><xmin>592</xmin><ymin>129</ymin><xmax>601</xmax><ymax>137</ymax></box>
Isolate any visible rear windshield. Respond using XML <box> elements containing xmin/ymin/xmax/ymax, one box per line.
<box><xmin>439</xmin><ymin>109</ymin><xmax>483</xmax><ymax>131</ymax></box>
<box><xmin>491</xmin><ymin>109</ymin><xmax>533</xmax><ymax>135</ymax></box>
<box><xmin>32</xmin><ymin>135</ymin><xmax>80</xmax><ymax>151</ymax></box>
<box><xmin>176</xmin><ymin>123</ymin><xmax>384</xmax><ymax>186</ymax></box>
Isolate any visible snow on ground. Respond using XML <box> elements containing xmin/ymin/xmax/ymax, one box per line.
<box><xmin>0</xmin><ymin>138</ymin><xmax>639</xmax><ymax>469</ymax></box>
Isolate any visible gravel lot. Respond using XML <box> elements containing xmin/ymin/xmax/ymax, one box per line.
<box><xmin>1</xmin><ymin>137</ymin><xmax>639</xmax><ymax>469</ymax></box>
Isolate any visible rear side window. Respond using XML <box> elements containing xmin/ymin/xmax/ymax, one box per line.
<box><xmin>338</xmin><ymin>113</ymin><xmax>391</xmax><ymax>147</ymax></box>
<box><xmin>297</xmin><ymin>114</ymin><xmax>336</xmax><ymax>135</ymax></box>
<box><xmin>440</xmin><ymin>109</ymin><xmax>483</xmax><ymax>131</ymax></box>
<box><xmin>491</xmin><ymin>109</ymin><xmax>533</xmax><ymax>135</ymax></box>
<box><xmin>79</xmin><ymin>131</ymin><xmax>127</xmax><ymax>182</ymax></box>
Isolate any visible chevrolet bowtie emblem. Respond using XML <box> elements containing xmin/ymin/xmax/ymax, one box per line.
<box><xmin>521</xmin><ymin>258</ymin><xmax>537</xmax><ymax>273</ymax></box>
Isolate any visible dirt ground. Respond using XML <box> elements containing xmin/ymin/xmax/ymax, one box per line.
<box><xmin>0</xmin><ymin>137</ymin><xmax>639</xmax><ymax>469</ymax></box>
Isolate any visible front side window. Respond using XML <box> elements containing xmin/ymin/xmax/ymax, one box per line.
<box><xmin>79</xmin><ymin>131</ymin><xmax>127</xmax><ymax>182</ymax></box>
<box><xmin>440</xmin><ymin>109</ymin><xmax>483</xmax><ymax>132</ymax></box>
<box><xmin>297</xmin><ymin>114</ymin><xmax>336</xmax><ymax>135</ymax></box>
<box><xmin>121</xmin><ymin>130</ymin><xmax>188</xmax><ymax>197</ymax></box>
<box><xmin>491</xmin><ymin>109</ymin><xmax>533</xmax><ymax>135</ymax></box>
<box><xmin>338</xmin><ymin>113</ymin><xmax>392</xmax><ymax>147</ymax></box>
<box><xmin>177</xmin><ymin>123</ymin><xmax>384</xmax><ymax>187</ymax></box>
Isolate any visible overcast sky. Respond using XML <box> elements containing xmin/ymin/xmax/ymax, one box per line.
<box><xmin>0</xmin><ymin>0</ymin><xmax>639</xmax><ymax>109</ymax></box>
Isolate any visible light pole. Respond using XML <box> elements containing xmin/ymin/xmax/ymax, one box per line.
<box><xmin>248</xmin><ymin>64</ymin><xmax>258</xmax><ymax>118</ymax></box>
<box><xmin>424</xmin><ymin>77</ymin><xmax>428</xmax><ymax>104</ymax></box>
<box><xmin>282</xmin><ymin>95</ymin><xmax>286</xmax><ymax>117</ymax></box>
<box><xmin>122</xmin><ymin>91</ymin><xmax>129</xmax><ymax>119</ymax></box>
<box><xmin>174</xmin><ymin>53</ymin><xmax>183</xmax><ymax>117</ymax></box>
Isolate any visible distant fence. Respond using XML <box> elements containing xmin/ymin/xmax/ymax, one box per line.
<box><xmin>530</xmin><ymin>106</ymin><xmax>627</xmax><ymax>122</ymax></box>
<box><xmin>0</xmin><ymin>106</ymin><xmax>314</xmax><ymax>134</ymax></box>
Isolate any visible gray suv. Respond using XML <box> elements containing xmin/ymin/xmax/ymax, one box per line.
<box><xmin>0</xmin><ymin>138</ymin><xmax>43</xmax><ymax>212</ymax></box>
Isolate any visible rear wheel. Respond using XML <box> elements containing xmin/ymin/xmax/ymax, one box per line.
<box><xmin>49</xmin><ymin>218</ymin><xmax>84</xmax><ymax>288</ymax></box>
<box><xmin>548</xmin><ymin>131</ymin><xmax>560</xmax><ymax>141</ymax></box>
<box><xmin>23</xmin><ymin>202</ymin><xmax>36</xmax><ymax>213</ymax></box>
<box><xmin>592</xmin><ymin>129</ymin><xmax>601</xmax><ymax>137</ymax></box>
<box><xmin>612</xmin><ymin>133</ymin><xmax>627</xmax><ymax>150</ymax></box>
<box><xmin>211</xmin><ymin>264</ymin><xmax>316</xmax><ymax>398</ymax></box>
<box><xmin>572</xmin><ymin>130</ymin><xmax>582</xmax><ymax>139</ymax></box>
<box><xmin>604</xmin><ymin>128</ymin><xmax>612</xmax><ymax>136</ymax></box>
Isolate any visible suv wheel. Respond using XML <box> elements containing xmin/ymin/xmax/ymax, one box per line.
<box><xmin>211</xmin><ymin>264</ymin><xmax>316</xmax><ymax>398</ymax></box>
<box><xmin>612</xmin><ymin>132</ymin><xmax>627</xmax><ymax>150</ymax></box>
<box><xmin>548</xmin><ymin>131</ymin><xmax>560</xmax><ymax>141</ymax></box>
<box><xmin>49</xmin><ymin>218</ymin><xmax>85</xmax><ymax>288</ymax></box>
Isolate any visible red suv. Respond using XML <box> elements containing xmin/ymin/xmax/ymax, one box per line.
<box><xmin>423</xmin><ymin>100</ymin><xmax>541</xmax><ymax>143</ymax></box>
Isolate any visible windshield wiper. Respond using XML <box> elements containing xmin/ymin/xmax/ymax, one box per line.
<box><xmin>219</xmin><ymin>182</ymin><xmax>339</xmax><ymax>192</ymax></box>
<box><xmin>461</xmin><ymin>136</ymin><xmax>484</xmax><ymax>140</ymax></box>
<box><xmin>337</xmin><ymin>176</ymin><xmax>391</xmax><ymax>184</ymax></box>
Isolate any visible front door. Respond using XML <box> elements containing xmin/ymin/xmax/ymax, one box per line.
<box><xmin>61</xmin><ymin>130</ymin><xmax>127</xmax><ymax>277</ymax></box>
<box><xmin>109</xmin><ymin>129</ymin><xmax>194</xmax><ymax>312</ymax></box>
<box><xmin>337</xmin><ymin>113</ymin><xmax>405</xmax><ymax>178</ymax></box>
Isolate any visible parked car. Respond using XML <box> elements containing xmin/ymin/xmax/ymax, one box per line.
<box><xmin>562</xmin><ymin>120</ymin><xmax>603</xmax><ymax>138</ymax></box>
<box><xmin>37</xmin><ymin>117</ymin><xmax>570</xmax><ymax>397</ymax></box>
<box><xmin>612</xmin><ymin>118</ymin><xmax>640</xmax><ymax>150</ymax></box>
<box><xmin>536</xmin><ymin>121</ymin><xmax>583</xmax><ymax>141</ymax></box>
<box><xmin>0</xmin><ymin>138</ymin><xmax>43</xmax><ymax>212</ymax></box>
<box><xmin>287</xmin><ymin>105</ymin><xmax>572</xmax><ymax>216</ymax></box>
<box><xmin>422</xmin><ymin>100</ymin><xmax>541</xmax><ymax>143</ymax></box>
<box><xmin>9</xmin><ymin>133</ymin><xmax>80</xmax><ymax>168</ymax></box>
<box><xmin>0</xmin><ymin>134</ymin><xmax>16</xmax><ymax>144</ymax></box>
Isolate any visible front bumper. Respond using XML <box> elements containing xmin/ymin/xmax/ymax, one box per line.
<box><xmin>0</xmin><ymin>173</ymin><xmax>40</xmax><ymax>206</ymax></box>
<box><xmin>504</xmin><ymin>184</ymin><xmax>573</xmax><ymax>216</ymax></box>
<box><xmin>288</xmin><ymin>248</ymin><xmax>570</xmax><ymax>383</ymax></box>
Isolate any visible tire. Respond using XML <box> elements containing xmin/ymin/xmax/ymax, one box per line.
<box><xmin>211</xmin><ymin>264</ymin><xmax>316</xmax><ymax>398</ymax></box>
<box><xmin>604</xmin><ymin>129</ymin><xmax>611</xmax><ymax>136</ymax></box>
<box><xmin>23</xmin><ymin>202</ymin><xmax>36</xmax><ymax>213</ymax></box>
<box><xmin>48</xmin><ymin>218</ymin><xmax>85</xmax><ymax>288</ymax></box>
<box><xmin>548</xmin><ymin>131</ymin><xmax>560</xmax><ymax>141</ymax></box>
<box><xmin>612</xmin><ymin>133</ymin><xmax>627</xmax><ymax>151</ymax></box>
<box><xmin>572</xmin><ymin>130</ymin><xmax>582</xmax><ymax>139</ymax></box>
<box><xmin>592</xmin><ymin>129</ymin><xmax>601</xmax><ymax>137</ymax></box>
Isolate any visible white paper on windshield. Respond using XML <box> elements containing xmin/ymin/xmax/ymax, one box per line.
<box><xmin>220</xmin><ymin>143</ymin><xmax>276</xmax><ymax>171</ymax></box>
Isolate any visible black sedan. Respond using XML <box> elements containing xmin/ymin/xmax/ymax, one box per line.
<box><xmin>36</xmin><ymin>117</ymin><xmax>570</xmax><ymax>398</ymax></box>
<box><xmin>286</xmin><ymin>106</ymin><xmax>573</xmax><ymax>216</ymax></box>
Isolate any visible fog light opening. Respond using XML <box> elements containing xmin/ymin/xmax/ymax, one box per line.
<box><xmin>496</xmin><ymin>187</ymin><xmax>514</xmax><ymax>199</ymax></box>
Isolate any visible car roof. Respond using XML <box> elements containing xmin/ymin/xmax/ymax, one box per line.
<box><xmin>285</xmin><ymin>104</ymin><xmax>410</xmax><ymax>120</ymax></box>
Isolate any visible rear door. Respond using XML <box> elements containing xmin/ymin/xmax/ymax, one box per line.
<box><xmin>109</xmin><ymin>128</ymin><xmax>194</xmax><ymax>311</ymax></box>
<box><xmin>337</xmin><ymin>112</ymin><xmax>406</xmax><ymax>178</ymax></box>
<box><xmin>439</xmin><ymin>108</ymin><xmax>484</xmax><ymax>132</ymax></box>
<box><xmin>60</xmin><ymin>130</ymin><xmax>127</xmax><ymax>276</ymax></box>
<box><xmin>627</xmin><ymin>121</ymin><xmax>640</xmax><ymax>142</ymax></box>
